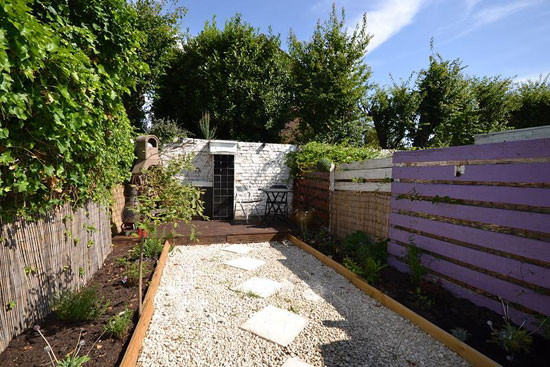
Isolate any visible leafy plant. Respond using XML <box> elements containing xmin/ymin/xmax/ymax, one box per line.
<box><xmin>487</xmin><ymin>299</ymin><xmax>536</xmax><ymax>360</ymax></box>
<box><xmin>122</xmin><ymin>261</ymin><xmax>149</xmax><ymax>286</ymax></box>
<box><xmin>198</xmin><ymin>111</ymin><xmax>217</xmax><ymax>140</ymax></box>
<box><xmin>285</xmin><ymin>142</ymin><xmax>382</xmax><ymax>177</ymax></box>
<box><xmin>362</xmin><ymin>257</ymin><xmax>386</xmax><ymax>284</ymax></box>
<box><xmin>52</xmin><ymin>287</ymin><xmax>109</xmax><ymax>322</ymax></box>
<box><xmin>132</xmin><ymin>155</ymin><xmax>205</xmax><ymax>314</ymax></box>
<box><xmin>130</xmin><ymin>237</ymin><xmax>164</xmax><ymax>260</ymax></box>
<box><xmin>316</xmin><ymin>158</ymin><xmax>332</xmax><ymax>172</ymax></box>
<box><xmin>35</xmin><ymin>326</ymin><xmax>90</xmax><ymax>367</ymax></box>
<box><xmin>78</xmin><ymin>267</ymin><xmax>85</xmax><ymax>277</ymax></box>
<box><xmin>148</xmin><ymin>117</ymin><xmax>189</xmax><ymax>145</ymax></box>
<box><xmin>6</xmin><ymin>300</ymin><xmax>16</xmax><ymax>311</ymax></box>
<box><xmin>407</xmin><ymin>240</ymin><xmax>426</xmax><ymax>286</ymax></box>
<box><xmin>451</xmin><ymin>327</ymin><xmax>470</xmax><ymax>342</ymax></box>
<box><xmin>104</xmin><ymin>309</ymin><xmax>133</xmax><ymax>340</ymax></box>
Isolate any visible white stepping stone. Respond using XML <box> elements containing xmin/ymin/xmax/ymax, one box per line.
<box><xmin>222</xmin><ymin>244</ymin><xmax>252</xmax><ymax>254</ymax></box>
<box><xmin>240</xmin><ymin>305</ymin><xmax>307</xmax><ymax>347</ymax></box>
<box><xmin>232</xmin><ymin>277</ymin><xmax>283</xmax><ymax>298</ymax></box>
<box><xmin>224</xmin><ymin>257</ymin><xmax>265</xmax><ymax>271</ymax></box>
<box><xmin>303</xmin><ymin>289</ymin><xmax>322</xmax><ymax>302</ymax></box>
<box><xmin>282</xmin><ymin>358</ymin><xmax>313</xmax><ymax>367</ymax></box>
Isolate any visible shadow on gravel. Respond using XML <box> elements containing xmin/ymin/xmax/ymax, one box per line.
<box><xmin>272</xmin><ymin>242</ymin><xmax>429</xmax><ymax>367</ymax></box>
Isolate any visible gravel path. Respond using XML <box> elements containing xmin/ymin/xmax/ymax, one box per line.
<box><xmin>137</xmin><ymin>241</ymin><xmax>469</xmax><ymax>367</ymax></box>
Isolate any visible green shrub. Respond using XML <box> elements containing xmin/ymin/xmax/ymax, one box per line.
<box><xmin>407</xmin><ymin>241</ymin><xmax>427</xmax><ymax>286</ymax></box>
<box><xmin>362</xmin><ymin>257</ymin><xmax>386</xmax><ymax>284</ymax></box>
<box><xmin>285</xmin><ymin>142</ymin><xmax>382</xmax><ymax>177</ymax></box>
<box><xmin>130</xmin><ymin>237</ymin><xmax>164</xmax><ymax>260</ymax></box>
<box><xmin>104</xmin><ymin>308</ymin><xmax>133</xmax><ymax>340</ymax></box>
<box><xmin>148</xmin><ymin>118</ymin><xmax>189</xmax><ymax>146</ymax></box>
<box><xmin>52</xmin><ymin>287</ymin><xmax>109</xmax><ymax>322</ymax></box>
<box><xmin>343</xmin><ymin>231</ymin><xmax>387</xmax><ymax>265</ymax></box>
<box><xmin>122</xmin><ymin>261</ymin><xmax>149</xmax><ymax>286</ymax></box>
<box><xmin>316</xmin><ymin>157</ymin><xmax>332</xmax><ymax>172</ymax></box>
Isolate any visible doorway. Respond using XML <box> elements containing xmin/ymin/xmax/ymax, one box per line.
<box><xmin>213</xmin><ymin>154</ymin><xmax>234</xmax><ymax>219</ymax></box>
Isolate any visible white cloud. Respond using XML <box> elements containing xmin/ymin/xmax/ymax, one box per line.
<box><xmin>355</xmin><ymin>0</ymin><xmax>426</xmax><ymax>53</ymax></box>
<box><xmin>473</xmin><ymin>0</ymin><xmax>539</xmax><ymax>26</ymax></box>
<box><xmin>515</xmin><ymin>71</ymin><xmax>550</xmax><ymax>84</ymax></box>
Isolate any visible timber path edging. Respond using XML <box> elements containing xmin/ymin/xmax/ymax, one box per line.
<box><xmin>119</xmin><ymin>240</ymin><xmax>171</xmax><ymax>367</ymax></box>
<box><xmin>287</xmin><ymin>234</ymin><xmax>501</xmax><ymax>367</ymax></box>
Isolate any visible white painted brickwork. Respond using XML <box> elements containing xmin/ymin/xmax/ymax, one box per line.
<box><xmin>162</xmin><ymin>138</ymin><xmax>296</xmax><ymax>220</ymax></box>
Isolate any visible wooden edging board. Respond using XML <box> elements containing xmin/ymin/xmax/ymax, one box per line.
<box><xmin>119</xmin><ymin>240</ymin><xmax>171</xmax><ymax>367</ymax></box>
<box><xmin>287</xmin><ymin>234</ymin><xmax>501</xmax><ymax>367</ymax></box>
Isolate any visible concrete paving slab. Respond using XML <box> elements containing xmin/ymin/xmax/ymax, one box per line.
<box><xmin>240</xmin><ymin>305</ymin><xmax>307</xmax><ymax>347</ymax></box>
<box><xmin>224</xmin><ymin>257</ymin><xmax>265</xmax><ymax>271</ymax></box>
<box><xmin>232</xmin><ymin>277</ymin><xmax>283</xmax><ymax>298</ymax></box>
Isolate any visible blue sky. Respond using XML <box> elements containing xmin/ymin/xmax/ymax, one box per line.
<box><xmin>178</xmin><ymin>0</ymin><xmax>550</xmax><ymax>86</ymax></box>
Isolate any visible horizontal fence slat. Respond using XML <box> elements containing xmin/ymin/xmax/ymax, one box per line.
<box><xmin>337</xmin><ymin>157</ymin><xmax>393</xmax><ymax>171</ymax></box>
<box><xmin>335</xmin><ymin>182</ymin><xmax>391</xmax><ymax>192</ymax></box>
<box><xmin>389</xmin><ymin>213</ymin><xmax>550</xmax><ymax>263</ymax></box>
<box><xmin>389</xmin><ymin>228</ymin><xmax>550</xmax><ymax>289</ymax></box>
<box><xmin>393</xmin><ymin>162</ymin><xmax>550</xmax><ymax>184</ymax></box>
<box><xmin>391</xmin><ymin>197</ymin><xmax>550</xmax><ymax>234</ymax></box>
<box><xmin>302</xmin><ymin>171</ymin><xmax>330</xmax><ymax>180</ymax></box>
<box><xmin>388</xmin><ymin>242</ymin><xmax>550</xmax><ymax>315</ymax></box>
<box><xmin>388</xmin><ymin>256</ymin><xmax>542</xmax><ymax>330</ymax></box>
<box><xmin>393</xmin><ymin>182</ymin><xmax>550</xmax><ymax>207</ymax></box>
<box><xmin>295</xmin><ymin>179</ymin><xmax>329</xmax><ymax>190</ymax></box>
<box><xmin>393</xmin><ymin>138</ymin><xmax>550</xmax><ymax>163</ymax></box>
<box><xmin>335</xmin><ymin>167</ymin><xmax>392</xmax><ymax>181</ymax></box>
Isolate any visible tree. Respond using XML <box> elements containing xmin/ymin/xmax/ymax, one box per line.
<box><xmin>153</xmin><ymin>15</ymin><xmax>292</xmax><ymax>142</ymax></box>
<box><xmin>288</xmin><ymin>4</ymin><xmax>371</xmax><ymax>145</ymax></box>
<box><xmin>509</xmin><ymin>75</ymin><xmax>550</xmax><ymax>130</ymax></box>
<box><xmin>132</xmin><ymin>156</ymin><xmax>204</xmax><ymax>314</ymax></box>
<box><xmin>0</xmin><ymin>0</ymin><xmax>141</xmax><ymax>221</ymax></box>
<box><xmin>366</xmin><ymin>79</ymin><xmax>420</xmax><ymax>149</ymax></box>
<box><xmin>125</xmin><ymin>0</ymin><xmax>186</xmax><ymax>130</ymax></box>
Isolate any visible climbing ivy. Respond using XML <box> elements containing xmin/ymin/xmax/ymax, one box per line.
<box><xmin>0</xmin><ymin>0</ymin><xmax>145</xmax><ymax>221</ymax></box>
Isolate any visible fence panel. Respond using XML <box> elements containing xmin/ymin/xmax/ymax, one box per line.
<box><xmin>389</xmin><ymin>138</ymin><xmax>550</xmax><ymax>330</ymax></box>
<box><xmin>293</xmin><ymin>171</ymin><xmax>331</xmax><ymax>226</ymax></box>
<box><xmin>0</xmin><ymin>202</ymin><xmax>113</xmax><ymax>353</ymax></box>
<box><xmin>331</xmin><ymin>157</ymin><xmax>393</xmax><ymax>239</ymax></box>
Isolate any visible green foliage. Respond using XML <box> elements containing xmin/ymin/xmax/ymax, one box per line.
<box><xmin>489</xmin><ymin>322</ymin><xmax>533</xmax><ymax>354</ymax></box>
<box><xmin>55</xmin><ymin>354</ymin><xmax>90</xmax><ymax>367</ymax></box>
<box><xmin>122</xmin><ymin>261</ymin><xmax>148</xmax><ymax>286</ymax></box>
<box><xmin>125</xmin><ymin>0</ymin><xmax>186</xmax><ymax>129</ymax></box>
<box><xmin>289</xmin><ymin>5</ymin><xmax>371</xmax><ymax>144</ymax></box>
<box><xmin>407</xmin><ymin>241</ymin><xmax>426</xmax><ymax>286</ymax></box>
<box><xmin>450</xmin><ymin>327</ymin><xmax>470</xmax><ymax>342</ymax></box>
<box><xmin>130</xmin><ymin>237</ymin><xmax>164</xmax><ymax>259</ymax></box>
<box><xmin>52</xmin><ymin>287</ymin><xmax>109</xmax><ymax>322</ymax></box>
<box><xmin>6</xmin><ymin>300</ymin><xmax>16</xmax><ymax>311</ymax></box>
<box><xmin>153</xmin><ymin>14</ymin><xmax>292</xmax><ymax>142</ymax></box>
<box><xmin>148</xmin><ymin>117</ymin><xmax>189</xmax><ymax>145</ymax></box>
<box><xmin>0</xmin><ymin>0</ymin><xmax>141</xmax><ymax>221</ymax></box>
<box><xmin>316</xmin><ymin>157</ymin><xmax>332</xmax><ymax>172</ymax></box>
<box><xmin>104</xmin><ymin>308</ymin><xmax>133</xmax><ymax>339</ymax></box>
<box><xmin>509</xmin><ymin>74</ymin><xmax>550</xmax><ymax>129</ymax></box>
<box><xmin>341</xmin><ymin>231</ymin><xmax>387</xmax><ymax>283</ymax></box>
<box><xmin>285</xmin><ymin>142</ymin><xmax>381</xmax><ymax>177</ymax></box>
<box><xmin>198</xmin><ymin>111</ymin><xmax>217</xmax><ymax>140</ymax></box>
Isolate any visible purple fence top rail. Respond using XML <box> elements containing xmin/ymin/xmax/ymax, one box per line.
<box><xmin>393</xmin><ymin>137</ymin><xmax>550</xmax><ymax>163</ymax></box>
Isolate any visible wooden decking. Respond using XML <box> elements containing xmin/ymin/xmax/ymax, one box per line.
<box><xmin>162</xmin><ymin>220</ymin><xmax>293</xmax><ymax>245</ymax></box>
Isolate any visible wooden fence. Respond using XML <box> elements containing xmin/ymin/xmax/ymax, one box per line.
<box><xmin>331</xmin><ymin>157</ymin><xmax>393</xmax><ymax>239</ymax></box>
<box><xmin>293</xmin><ymin>171</ymin><xmax>331</xmax><ymax>227</ymax></box>
<box><xmin>388</xmin><ymin>138</ymin><xmax>550</xmax><ymax>330</ymax></box>
<box><xmin>0</xmin><ymin>202</ymin><xmax>112</xmax><ymax>353</ymax></box>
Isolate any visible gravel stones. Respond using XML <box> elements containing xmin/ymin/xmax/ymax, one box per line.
<box><xmin>137</xmin><ymin>241</ymin><xmax>469</xmax><ymax>367</ymax></box>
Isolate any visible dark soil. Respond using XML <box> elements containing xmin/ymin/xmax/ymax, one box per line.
<box><xmin>0</xmin><ymin>238</ymin><xmax>155</xmax><ymax>367</ymax></box>
<box><xmin>302</xmin><ymin>231</ymin><xmax>550</xmax><ymax>367</ymax></box>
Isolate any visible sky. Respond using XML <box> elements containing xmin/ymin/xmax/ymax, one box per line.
<box><xmin>176</xmin><ymin>0</ymin><xmax>550</xmax><ymax>86</ymax></box>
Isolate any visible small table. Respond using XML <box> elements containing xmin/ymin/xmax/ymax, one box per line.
<box><xmin>260</xmin><ymin>188</ymin><xmax>291</xmax><ymax>223</ymax></box>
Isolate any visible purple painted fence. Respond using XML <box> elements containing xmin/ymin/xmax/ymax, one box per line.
<box><xmin>389</xmin><ymin>138</ymin><xmax>550</xmax><ymax>330</ymax></box>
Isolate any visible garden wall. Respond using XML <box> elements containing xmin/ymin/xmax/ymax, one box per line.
<box><xmin>388</xmin><ymin>138</ymin><xmax>550</xmax><ymax>330</ymax></box>
<box><xmin>331</xmin><ymin>157</ymin><xmax>393</xmax><ymax>239</ymax></box>
<box><xmin>163</xmin><ymin>138</ymin><xmax>296</xmax><ymax>220</ymax></box>
<box><xmin>0</xmin><ymin>202</ymin><xmax>112</xmax><ymax>353</ymax></box>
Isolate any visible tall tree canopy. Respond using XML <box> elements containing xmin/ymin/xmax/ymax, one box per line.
<box><xmin>368</xmin><ymin>50</ymin><xmax>515</xmax><ymax>148</ymax></box>
<box><xmin>288</xmin><ymin>5</ymin><xmax>372</xmax><ymax>145</ymax></box>
<box><xmin>509</xmin><ymin>75</ymin><xmax>550</xmax><ymax>130</ymax></box>
<box><xmin>153</xmin><ymin>15</ymin><xmax>292</xmax><ymax>142</ymax></box>
<box><xmin>124</xmin><ymin>0</ymin><xmax>186</xmax><ymax>130</ymax></box>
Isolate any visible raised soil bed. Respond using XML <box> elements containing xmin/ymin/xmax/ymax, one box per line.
<box><xmin>297</xmin><ymin>233</ymin><xmax>550</xmax><ymax>367</ymax></box>
<box><xmin>0</xmin><ymin>238</ymin><xmax>156</xmax><ymax>367</ymax></box>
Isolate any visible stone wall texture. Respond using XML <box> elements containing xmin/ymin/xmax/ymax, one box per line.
<box><xmin>162</xmin><ymin>139</ymin><xmax>296</xmax><ymax>220</ymax></box>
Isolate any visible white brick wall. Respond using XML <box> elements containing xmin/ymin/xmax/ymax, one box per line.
<box><xmin>162</xmin><ymin>138</ymin><xmax>296</xmax><ymax>220</ymax></box>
